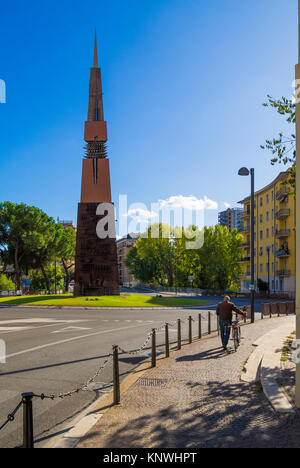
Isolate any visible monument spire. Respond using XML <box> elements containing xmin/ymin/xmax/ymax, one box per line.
<box><xmin>93</xmin><ymin>29</ymin><xmax>98</xmax><ymax>68</ymax></box>
<box><xmin>74</xmin><ymin>33</ymin><xmax>120</xmax><ymax>297</ymax></box>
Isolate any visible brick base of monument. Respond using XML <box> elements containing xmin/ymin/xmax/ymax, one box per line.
<box><xmin>74</xmin><ymin>202</ymin><xmax>120</xmax><ymax>296</ymax></box>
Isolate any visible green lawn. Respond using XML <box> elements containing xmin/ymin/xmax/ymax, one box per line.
<box><xmin>0</xmin><ymin>294</ymin><xmax>210</xmax><ymax>308</ymax></box>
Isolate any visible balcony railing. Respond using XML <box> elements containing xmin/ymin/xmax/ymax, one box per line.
<box><xmin>276</xmin><ymin>229</ymin><xmax>290</xmax><ymax>238</ymax></box>
<box><xmin>240</xmin><ymin>211</ymin><xmax>250</xmax><ymax>219</ymax></box>
<box><xmin>275</xmin><ymin>186</ymin><xmax>290</xmax><ymax>202</ymax></box>
<box><xmin>275</xmin><ymin>209</ymin><xmax>290</xmax><ymax>220</ymax></box>
<box><xmin>241</xmin><ymin>241</ymin><xmax>250</xmax><ymax>248</ymax></box>
<box><xmin>275</xmin><ymin>249</ymin><xmax>290</xmax><ymax>258</ymax></box>
<box><xmin>276</xmin><ymin>269</ymin><xmax>291</xmax><ymax>277</ymax></box>
<box><xmin>238</xmin><ymin>256</ymin><xmax>251</xmax><ymax>263</ymax></box>
<box><xmin>240</xmin><ymin>225</ymin><xmax>250</xmax><ymax>233</ymax></box>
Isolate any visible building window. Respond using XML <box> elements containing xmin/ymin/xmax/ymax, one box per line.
<box><xmin>260</xmin><ymin>264</ymin><xmax>263</xmax><ymax>273</ymax></box>
<box><xmin>272</xmin><ymin>226</ymin><xmax>274</xmax><ymax>236</ymax></box>
<box><xmin>272</xmin><ymin>191</ymin><xmax>274</xmax><ymax>201</ymax></box>
<box><xmin>266</xmin><ymin>228</ymin><xmax>269</xmax><ymax>238</ymax></box>
<box><xmin>266</xmin><ymin>194</ymin><xmax>269</xmax><ymax>203</ymax></box>
<box><xmin>272</xmin><ymin>262</ymin><xmax>274</xmax><ymax>272</ymax></box>
<box><xmin>259</xmin><ymin>247</ymin><xmax>263</xmax><ymax>256</ymax></box>
<box><xmin>272</xmin><ymin>244</ymin><xmax>274</xmax><ymax>254</ymax></box>
<box><xmin>272</xmin><ymin>209</ymin><xmax>274</xmax><ymax>219</ymax></box>
<box><xmin>260</xmin><ymin>231</ymin><xmax>263</xmax><ymax>240</ymax></box>
<box><xmin>260</xmin><ymin>197</ymin><xmax>263</xmax><ymax>207</ymax></box>
<box><xmin>266</xmin><ymin>211</ymin><xmax>269</xmax><ymax>221</ymax></box>
<box><xmin>260</xmin><ymin>214</ymin><xmax>263</xmax><ymax>223</ymax></box>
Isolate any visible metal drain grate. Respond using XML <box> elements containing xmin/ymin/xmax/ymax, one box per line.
<box><xmin>138</xmin><ymin>378</ymin><xmax>168</xmax><ymax>388</ymax></box>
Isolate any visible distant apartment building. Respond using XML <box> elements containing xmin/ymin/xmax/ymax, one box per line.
<box><xmin>218</xmin><ymin>207</ymin><xmax>243</xmax><ymax>233</ymax></box>
<box><xmin>238</xmin><ymin>171</ymin><xmax>295</xmax><ymax>297</ymax></box>
<box><xmin>116</xmin><ymin>233</ymin><xmax>140</xmax><ymax>286</ymax></box>
<box><xmin>57</xmin><ymin>218</ymin><xmax>76</xmax><ymax>230</ymax></box>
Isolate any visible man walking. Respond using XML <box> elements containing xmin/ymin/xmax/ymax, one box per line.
<box><xmin>216</xmin><ymin>296</ymin><xmax>246</xmax><ymax>351</ymax></box>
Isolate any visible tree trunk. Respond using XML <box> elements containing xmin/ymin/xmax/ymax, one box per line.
<box><xmin>62</xmin><ymin>259</ymin><xmax>70</xmax><ymax>292</ymax></box>
<box><xmin>40</xmin><ymin>264</ymin><xmax>50</xmax><ymax>292</ymax></box>
<box><xmin>14</xmin><ymin>243</ymin><xmax>21</xmax><ymax>290</ymax></box>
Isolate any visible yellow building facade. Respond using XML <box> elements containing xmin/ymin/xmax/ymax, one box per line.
<box><xmin>239</xmin><ymin>171</ymin><xmax>296</xmax><ymax>298</ymax></box>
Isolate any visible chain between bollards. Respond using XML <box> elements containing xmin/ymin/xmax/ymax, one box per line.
<box><xmin>113</xmin><ymin>345</ymin><xmax>120</xmax><ymax>405</ymax></box>
<box><xmin>22</xmin><ymin>392</ymin><xmax>34</xmax><ymax>448</ymax></box>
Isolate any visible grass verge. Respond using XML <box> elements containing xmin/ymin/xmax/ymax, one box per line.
<box><xmin>0</xmin><ymin>293</ymin><xmax>210</xmax><ymax>308</ymax></box>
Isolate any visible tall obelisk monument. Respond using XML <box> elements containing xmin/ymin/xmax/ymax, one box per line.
<box><xmin>74</xmin><ymin>32</ymin><xmax>120</xmax><ymax>296</ymax></box>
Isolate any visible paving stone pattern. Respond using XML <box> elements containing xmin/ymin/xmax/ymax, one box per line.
<box><xmin>77</xmin><ymin>316</ymin><xmax>300</xmax><ymax>448</ymax></box>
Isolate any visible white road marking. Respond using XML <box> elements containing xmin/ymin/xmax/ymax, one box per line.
<box><xmin>0</xmin><ymin>327</ymin><xmax>33</xmax><ymax>332</ymax></box>
<box><xmin>4</xmin><ymin>323</ymin><xmax>151</xmax><ymax>360</ymax></box>
<box><xmin>51</xmin><ymin>326</ymin><xmax>92</xmax><ymax>334</ymax></box>
<box><xmin>0</xmin><ymin>318</ymin><xmax>92</xmax><ymax>325</ymax></box>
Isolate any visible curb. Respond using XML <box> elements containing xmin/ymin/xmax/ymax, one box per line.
<box><xmin>0</xmin><ymin>305</ymin><xmax>212</xmax><ymax>311</ymax></box>
<box><xmin>241</xmin><ymin>317</ymin><xmax>296</xmax><ymax>413</ymax></box>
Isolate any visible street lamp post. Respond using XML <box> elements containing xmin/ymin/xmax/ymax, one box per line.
<box><xmin>239</xmin><ymin>167</ymin><xmax>255</xmax><ymax>323</ymax></box>
<box><xmin>295</xmin><ymin>0</ymin><xmax>300</xmax><ymax>408</ymax></box>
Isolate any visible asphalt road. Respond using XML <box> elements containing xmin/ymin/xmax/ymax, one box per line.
<box><xmin>0</xmin><ymin>304</ymin><xmax>218</xmax><ymax>448</ymax></box>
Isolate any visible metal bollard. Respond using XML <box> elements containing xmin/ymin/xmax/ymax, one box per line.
<box><xmin>152</xmin><ymin>329</ymin><xmax>156</xmax><ymax>368</ymax></box>
<box><xmin>177</xmin><ymin>319</ymin><xmax>181</xmax><ymax>350</ymax></box>
<box><xmin>208</xmin><ymin>312</ymin><xmax>211</xmax><ymax>335</ymax></box>
<box><xmin>199</xmin><ymin>314</ymin><xmax>202</xmax><ymax>339</ymax></box>
<box><xmin>165</xmin><ymin>323</ymin><xmax>170</xmax><ymax>358</ymax></box>
<box><xmin>22</xmin><ymin>392</ymin><xmax>34</xmax><ymax>448</ymax></box>
<box><xmin>244</xmin><ymin>313</ymin><xmax>247</xmax><ymax>324</ymax></box>
<box><xmin>113</xmin><ymin>345</ymin><xmax>120</xmax><ymax>405</ymax></box>
<box><xmin>189</xmin><ymin>316</ymin><xmax>192</xmax><ymax>344</ymax></box>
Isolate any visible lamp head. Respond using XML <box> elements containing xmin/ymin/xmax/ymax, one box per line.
<box><xmin>238</xmin><ymin>167</ymin><xmax>250</xmax><ymax>176</ymax></box>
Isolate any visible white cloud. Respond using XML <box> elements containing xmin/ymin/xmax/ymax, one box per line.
<box><xmin>223</xmin><ymin>202</ymin><xmax>231</xmax><ymax>209</ymax></box>
<box><xmin>124</xmin><ymin>208</ymin><xmax>157</xmax><ymax>222</ymax></box>
<box><xmin>158</xmin><ymin>195</ymin><xmax>218</xmax><ymax>211</ymax></box>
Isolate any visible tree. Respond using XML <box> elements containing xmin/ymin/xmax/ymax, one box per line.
<box><xmin>0</xmin><ymin>202</ymin><xmax>57</xmax><ymax>290</ymax></box>
<box><xmin>261</xmin><ymin>95</ymin><xmax>296</xmax><ymax>190</ymax></box>
<box><xmin>55</xmin><ymin>225</ymin><xmax>76</xmax><ymax>291</ymax></box>
<box><xmin>0</xmin><ymin>274</ymin><xmax>15</xmax><ymax>292</ymax></box>
<box><xmin>197</xmin><ymin>226</ymin><xmax>244</xmax><ymax>291</ymax></box>
<box><xmin>125</xmin><ymin>223</ymin><xmax>243</xmax><ymax>290</ymax></box>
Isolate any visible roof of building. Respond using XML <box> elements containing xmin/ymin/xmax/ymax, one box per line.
<box><xmin>237</xmin><ymin>171</ymin><xmax>290</xmax><ymax>204</ymax></box>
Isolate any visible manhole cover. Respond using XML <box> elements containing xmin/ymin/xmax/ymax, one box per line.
<box><xmin>138</xmin><ymin>378</ymin><xmax>168</xmax><ymax>388</ymax></box>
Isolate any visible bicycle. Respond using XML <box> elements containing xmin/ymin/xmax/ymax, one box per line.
<box><xmin>230</xmin><ymin>306</ymin><xmax>247</xmax><ymax>352</ymax></box>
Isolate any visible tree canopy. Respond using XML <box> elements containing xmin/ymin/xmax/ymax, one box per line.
<box><xmin>125</xmin><ymin>223</ymin><xmax>244</xmax><ymax>290</ymax></box>
<box><xmin>0</xmin><ymin>202</ymin><xmax>75</xmax><ymax>291</ymax></box>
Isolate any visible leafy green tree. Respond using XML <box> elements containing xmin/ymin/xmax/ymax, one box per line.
<box><xmin>197</xmin><ymin>226</ymin><xmax>244</xmax><ymax>291</ymax></box>
<box><xmin>260</xmin><ymin>95</ymin><xmax>295</xmax><ymax>190</ymax></box>
<box><xmin>30</xmin><ymin>264</ymin><xmax>64</xmax><ymax>291</ymax></box>
<box><xmin>55</xmin><ymin>225</ymin><xmax>76</xmax><ymax>291</ymax></box>
<box><xmin>0</xmin><ymin>202</ymin><xmax>57</xmax><ymax>290</ymax></box>
<box><xmin>0</xmin><ymin>274</ymin><xmax>15</xmax><ymax>292</ymax></box>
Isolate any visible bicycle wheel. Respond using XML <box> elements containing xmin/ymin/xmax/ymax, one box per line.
<box><xmin>233</xmin><ymin>328</ymin><xmax>239</xmax><ymax>352</ymax></box>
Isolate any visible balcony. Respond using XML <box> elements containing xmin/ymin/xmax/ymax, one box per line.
<box><xmin>240</xmin><ymin>225</ymin><xmax>250</xmax><ymax>234</ymax></box>
<box><xmin>275</xmin><ymin>248</ymin><xmax>290</xmax><ymax>258</ymax></box>
<box><xmin>275</xmin><ymin>186</ymin><xmax>290</xmax><ymax>202</ymax></box>
<box><xmin>240</xmin><ymin>211</ymin><xmax>250</xmax><ymax>220</ymax></box>
<box><xmin>276</xmin><ymin>269</ymin><xmax>291</xmax><ymax>277</ymax></box>
<box><xmin>275</xmin><ymin>209</ymin><xmax>290</xmax><ymax>220</ymax></box>
<box><xmin>241</xmin><ymin>241</ymin><xmax>250</xmax><ymax>248</ymax></box>
<box><xmin>238</xmin><ymin>256</ymin><xmax>251</xmax><ymax>263</ymax></box>
<box><xmin>276</xmin><ymin>229</ymin><xmax>290</xmax><ymax>238</ymax></box>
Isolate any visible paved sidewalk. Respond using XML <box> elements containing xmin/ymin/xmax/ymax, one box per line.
<box><xmin>76</xmin><ymin>316</ymin><xmax>300</xmax><ymax>449</ymax></box>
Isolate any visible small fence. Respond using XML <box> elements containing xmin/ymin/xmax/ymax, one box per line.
<box><xmin>0</xmin><ymin>307</ymin><xmax>295</xmax><ymax>448</ymax></box>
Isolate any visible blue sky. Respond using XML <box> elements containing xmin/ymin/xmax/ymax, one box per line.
<box><xmin>0</xmin><ymin>0</ymin><xmax>297</xmax><ymax>235</ymax></box>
